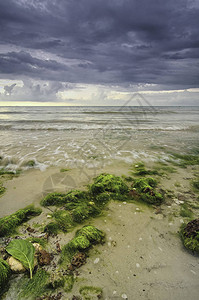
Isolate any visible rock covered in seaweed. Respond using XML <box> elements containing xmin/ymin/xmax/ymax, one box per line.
<box><xmin>180</xmin><ymin>219</ymin><xmax>199</xmax><ymax>253</ymax></box>
<box><xmin>60</xmin><ymin>225</ymin><xmax>105</xmax><ymax>266</ymax></box>
<box><xmin>130</xmin><ymin>177</ymin><xmax>164</xmax><ymax>205</ymax></box>
<box><xmin>0</xmin><ymin>205</ymin><xmax>42</xmax><ymax>237</ymax></box>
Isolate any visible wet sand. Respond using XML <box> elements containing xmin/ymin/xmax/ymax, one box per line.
<box><xmin>1</xmin><ymin>162</ymin><xmax>199</xmax><ymax>299</ymax></box>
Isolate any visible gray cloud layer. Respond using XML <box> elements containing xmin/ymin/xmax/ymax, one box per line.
<box><xmin>0</xmin><ymin>0</ymin><xmax>199</xmax><ymax>98</ymax></box>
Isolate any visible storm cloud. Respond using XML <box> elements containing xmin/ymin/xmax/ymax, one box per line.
<box><xmin>0</xmin><ymin>0</ymin><xmax>199</xmax><ymax>103</ymax></box>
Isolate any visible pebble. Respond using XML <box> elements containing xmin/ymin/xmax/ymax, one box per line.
<box><xmin>190</xmin><ymin>270</ymin><xmax>196</xmax><ymax>275</ymax></box>
<box><xmin>123</xmin><ymin>202</ymin><xmax>127</xmax><ymax>204</ymax></box>
<box><xmin>139</xmin><ymin>237</ymin><xmax>142</xmax><ymax>241</ymax></box>
<box><xmin>107</xmin><ymin>228</ymin><xmax>110</xmax><ymax>232</ymax></box>
<box><xmin>108</xmin><ymin>242</ymin><xmax>111</xmax><ymax>247</ymax></box>
<box><xmin>121</xmin><ymin>293</ymin><xmax>128</xmax><ymax>299</ymax></box>
<box><xmin>180</xmin><ymin>219</ymin><xmax>184</xmax><ymax>224</ymax></box>
<box><xmin>136</xmin><ymin>208</ymin><xmax>140</xmax><ymax>211</ymax></box>
<box><xmin>94</xmin><ymin>258</ymin><xmax>100</xmax><ymax>264</ymax></box>
<box><xmin>115</xmin><ymin>270</ymin><xmax>119</xmax><ymax>274</ymax></box>
<box><xmin>136</xmin><ymin>263</ymin><xmax>140</xmax><ymax>268</ymax></box>
<box><xmin>113</xmin><ymin>291</ymin><xmax>117</xmax><ymax>295</ymax></box>
<box><xmin>158</xmin><ymin>247</ymin><xmax>163</xmax><ymax>252</ymax></box>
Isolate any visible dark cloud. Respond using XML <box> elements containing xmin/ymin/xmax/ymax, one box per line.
<box><xmin>0</xmin><ymin>0</ymin><xmax>199</xmax><ymax>92</ymax></box>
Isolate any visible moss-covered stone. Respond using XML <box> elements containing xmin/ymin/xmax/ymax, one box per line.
<box><xmin>0</xmin><ymin>205</ymin><xmax>42</xmax><ymax>237</ymax></box>
<box><xmin>89</xmin><ymin>173</ymin><xmax>129</xmax><ymax>203</ymax></box>
<box><xmin>60</xmin><ymin>225</ymin><xmax>105</xmax><ymax>266</ymax></box>
<box><xmin>180</xmin><ymin>219</ymin><xmax>199</xmax><ymax>254</ymax></box>
<box><xmin>130</xmin><ymin>177</ymin><xmax>164</xmax><ymax>205</ymax></box>
<box><xmin>0</xmin><ymin>259</ymin><xmax>11</xmax><ymax>292</ymax></box>
<box><xmin>41</xmin><ymin>190</ymin><xmax>89</xmax><ymax>207</ymax></box>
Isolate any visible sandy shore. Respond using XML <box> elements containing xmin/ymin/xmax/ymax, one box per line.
<box><xmin>1</xmin><ymin>162</ymin><xmax>199</xmax><ymax>299</ymax></box>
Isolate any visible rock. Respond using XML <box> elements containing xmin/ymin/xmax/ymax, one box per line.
<box><xmin>33</xmin><ymin>243</ymin><xmax>43</xmax><ymax>253</ymax></box>
<box><xmin>7</xmin><ymin>256</ymin><xmax>26</xmax><ymax>273</ymax></box>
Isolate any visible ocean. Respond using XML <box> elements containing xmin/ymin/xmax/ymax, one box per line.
<box><xmin>0</xmin><ymin>106</ymin><xmax>199</xmax><ymax>173</ymax></box>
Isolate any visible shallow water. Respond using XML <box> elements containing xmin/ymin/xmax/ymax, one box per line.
<box><xmin>0</xmin><ymin>106</ymin><xmax>198</xmax><ymax>173</ymax></box>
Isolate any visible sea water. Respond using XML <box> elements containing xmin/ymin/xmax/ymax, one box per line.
<box><xmin>0</xmin><ymin>106</ymin><xmax>198</xmax><ymax>173</ymax></box>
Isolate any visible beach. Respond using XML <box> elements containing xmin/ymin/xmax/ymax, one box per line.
<box><xmin>0</xmin><ymin>106</ymin><xmax>199</xmax><ymax>299</ymax></box>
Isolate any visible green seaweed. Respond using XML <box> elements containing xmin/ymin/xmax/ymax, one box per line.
<box><xmin>41</xmin><ymin>190</ymin><xmax>89</xmax><ymax>207</ymax></box>
<box><xmin>180</xmin><ymin>219</ymin><xmax>199</xmax><ymax>254</ymax></box>
<box><xmin>44</xmin><ymin>222</ymin><xmax>60</xmax><ymax>234</ymax></box>
<box><xmin>79</xmin><ymin>285</ymin><xmax>103</xmax><ymax>299</ymax></box>
<box><xmin>133</xmin><ymin>162</ymin><xmax>159</xmax><ymax>176</ymax></box>
<box><xmin>180</xmin><ymin>203</ymin><xmax>193</xmax><ymax>218</ymax></box>
<box><xmin>0</xmin><ymin>205</ymin><xmax>42</xmax><ymax>237</ymax></box>
<box><xmin>0</xmin><ymin>185</ymin><xmax>6</xmax><ymax>196</ymax></box>
<box><xmin>25</xmin><ymin>160</ymin><xmax>36</xmax><ymax>167</ymax></box>
<box><xmin>17</xmin><ymin>269</ymin><xmax>49</xmax><ymax>299</ymax></box>
<box><xmin>131</xmin><ymin>177</ymin><xmax>164</xmax><ymax>205</ymax></box>
<box><xmin>192</xmin><ymin>178</ymin><xmax>199</xmax><ymax>192</ymax></box>
<box><xmin>64</xmin><ymin>274</ymin><xmax>74</xmax><ymax>292</ymax></box>
<box><xmin>169</xmin><ymin>153</ymin><xmax>199</xmax><ymax>167</ymax></box>
<box><xmin>89</xmin><ymin>173</ymin><xmax>129</xmax><ymax>202</ymax></box>
<box><xmin>60</xmin><ymin>168</ymin><xmax>70</xmax><ymax>172</ymax></box>
<box><xmin>60</xmin><ymin>225</ymin><xmax>105</xmax><ymax>265</ymax></box>
<box><xmin>40</xmin><ymin>192</ymin><xmax>67</xmax><ymax>206</ymax></box>
<box><xmin>0</xmin><ymin>168</ymin><xmax>15</xmax><ymax>175</ymax></box>
<box><xmin>53</xmin><ymin>210</ymin><xmax>74</xmax><ymax>232</ymax></box>
<box><xmin>0</xmin><ymin>259</ymin><xmax>11</xmax><ymax>292</ymax></box>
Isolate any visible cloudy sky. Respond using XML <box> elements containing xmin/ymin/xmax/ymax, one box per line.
<box><xmin>0</xmin><ymin>0</ymin><xmax>199</xmax><ymax>106</ymax></box>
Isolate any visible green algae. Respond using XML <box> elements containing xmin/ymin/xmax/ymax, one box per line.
<box><xmin>41</xmin><ymin>190</ymin><xmax>89</xmax><ymax>207</ymax></box>
<box><xmin>53</xmin><ymin>210</ymin><xmax>74</xmax><ymax>232</ymax></box>
<box><xmin>40</xmin><ymin>192</ymin><xmax>67</xmax><ymax>206</ymax></box>
<box><xmin>60</xmin><ymin>225</ymin><xmax>105</xmax><ymax>265</ymax></box>
<box><xmin>44</xmin><ymin>221</ymin><xmax>60</xmax><ymax>234</ymax></box>
<box><xmin>192</xmin><ymin>178</ymin><xmax>199</xmax><ymax>192</ymax></box>
<box><xmin>17</xmin><ymin>269</ymin><xmax>49</xmax><ymax>300</ymax></box>
<box><xmin>180</xmin><ymin>219</ymin><xmax>199</xmax><ymax>254</ymax></box>
<box><xmin>131</xmin><ymin>177</ymin><xmax>164</xmax><ymax>205</ymax></box>
<box><xmin>79</xmin><ymin>285</ymin><xmax>103</xmax><ymax>299</ymax></box>
<box><xmin>0</xmin><ymin>259</ymin><xmax>11</xmax><ymax>292</ymax></box>
<box><xmin>25</xmin><ymin>160</ymin><xmax>36</xmax><ymax>167</ymax></box>
<box><xmin>60</xmin><ymin>168</ymin><xmax>70</xmax><ymax>172</ymax></box>
<box><xmin>0</xmin><ymin>205</ymin><xmax>42</xmax><ymax>237</ymax></box>
<box><xmin>133</xmin><ymin>162</ymin><xmax>159</xmax><ymax>176</ymax></box>
<box><xmin>0</xmin><ymin>184</ymin><xmax>6</xmax><ymax>196</ymax></box>
<box><xmin>89</xmin><ymin>173</ymin><xmax>129</xmax><ymax>203</ymax></box>
<box><xmin>180</xmin><ymin>203</ymin><xmax>193</xmax><ymax>218</ymax></box>
<box><xmin>64</xmin><ymin>274</ymin><xmax>74</xmax><ymax>292</ymax></box>
<box><xmin>169</xmin><ymin>153</ymin><xmax>199</xmax><ymax>167</ymax></box>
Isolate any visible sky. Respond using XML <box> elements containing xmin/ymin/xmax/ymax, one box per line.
<box><xmin>0</xmin><ymin>0</ymin><xmax>199</xmax><ymax>106</ymax></box>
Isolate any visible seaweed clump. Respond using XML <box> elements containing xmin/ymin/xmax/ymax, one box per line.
<box><xmin>130</xmin><ymin>177</ymin><xmax>164</xmax><ymax>205</ymax></box>
<box><xmin>0</xmin><ymin>205</ymin><xmax>42</xmax><ymax>237</ymax></box>
<box><xmin>0</xmin><ymin>259</ymin><xmax>11</xmax><ymax>293</ymax></box>
<box><xmin>60</xmin><ymin>225</ymin><xmax>105</xmax><ymax>266</ymax></box>
<box><xmin>89</xmin><ymin>173</ymin><xmax>129</xmax><ymax>203</ymax></box>
<box><xmin>180</xmin><ymin>219</ymin><xmax>199</xmax><ymax>254</ymax></box>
